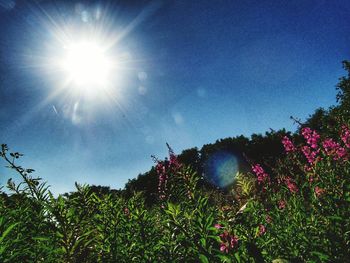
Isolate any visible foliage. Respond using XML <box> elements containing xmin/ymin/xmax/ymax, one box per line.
<box><xmin>1</xmin><ymin>61</ymin><xmax>350</xmax><ymax>261</ymax></box>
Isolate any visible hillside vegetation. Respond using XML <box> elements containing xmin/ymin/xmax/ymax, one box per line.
<box><xmin>1</xmin><ymin>61</ymin><xmax>350</xmax><ymax>262</ymax></box>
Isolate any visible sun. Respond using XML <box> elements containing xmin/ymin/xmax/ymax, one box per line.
<box><xmin>61</xmin><ymin>41</ymin><xmax>113</xmax><ymax>88</ymax></box>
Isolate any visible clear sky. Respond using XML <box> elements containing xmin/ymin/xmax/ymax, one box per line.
<box><xmin>1</xmin><ymin>0</ymin><xmax>349</xmax><ymax>194</ymax></box>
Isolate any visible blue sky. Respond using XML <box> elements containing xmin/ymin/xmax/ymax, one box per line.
<box><xmin>1</xmin><ymin>0</ymin><xmax>349</xmax><ymax>194</ymax></box>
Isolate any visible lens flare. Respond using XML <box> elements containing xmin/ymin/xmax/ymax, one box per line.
<box><xmin>203</xmin><ymin>150</ymin><xmax>248</xmax><ymax>188</ymax></box>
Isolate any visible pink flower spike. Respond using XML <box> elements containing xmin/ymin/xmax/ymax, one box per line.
<box><xmin>282</xmin><ymin>136</ymin><xmax>296</xmax><ymax>153</ymax></box>
<box><xmin>258</xmin><ymin>224</ymin><xmax>266</xmax><ymax>236</ymax></box>
<box><xmin>284</xmin><ymin>177</ymin><xmax>298</xmax><ymax>194</ymax></box>
<box><xmin>322</xmin><ymin>138</ymin><xmax>347</xmax><ymax>160</ymax></box>
<box><xmin>341</xmin><ymin>125</ymin><xmax>350</xmax><ymax>148</ymax></box>
<box><xmin>301</xmin><ymin>145</ymin><xmax>319</xmax><ymax>165</ymax></box>
<box><xmin>220</xmin><ymin>243</ymin><xmax>228</xmax><ymax>253</ymax></box>
<box><xmin>278</xmin><ymin>200</ymin><xmax>286</xmax><ymax>210</ymax></box>
<box><xmin>214</xmin><ymin>224</ymin><xmax>222</xmax><ymax>229</ymax></box>
<box><xmin>301</xmin><ymin>127</ymin><xmax>320</xmax><ymax>149</ymax></box>
<box><xmin>252</xmin><ymin>164</ymin><xmax>269</xmax><ymax>184</ymax></box>
<box><xmin>219</xmin><ymin>231</ymin><xmax>239</xmax><ymax>253</ymax></box>
<box><xmin>230</xmin><ymin>235</ymin><xmax>239</xmax><ymax>249</ymax></box>
<box><xmin>266</xmin><ymin>215</ymin><xmax>272</xmax><ymax>224</ymax></box>
<box><xmin>314</xmin><ymin>186</ymin><xmax>325</xmax><ymax>197</ymax></box>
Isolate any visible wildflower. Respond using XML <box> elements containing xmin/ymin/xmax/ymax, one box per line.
<box><xmin>220</xmin><ymin>243</ymin><xmax>228</xmax><ymax>253</ymax></box>
<box><xmin>219</xmin><ymin>231</ymin><xmax>239</xmax><ymax>253</ymax></box>
<box><xmin>282</xmin><ymin>136</ymin><xmax>296</xmax><ymax>153</ymax></box>
<box><xmin>214</xmin><ymin>224</ymin><xmax>222</xmax><ymax>229</ymax></box>
<box><xmin>167</xmin><ymin>143</ymin><xmax>182</xmax><ymax>169</ymax></box>
<box><xmin>284</xmin><ymin>177</ymin><xmax>298</xmax><ymax>194</ymax></box>
<box><xmin>278</xmin><ymin>200</ymin><xmax>286</xmax><ymax>210</ymax></box>
<box><xmin>301</xmin><ymin>145</ymin><xmax>319</xmax><ymax>165</ymax></box>
<box><xmin>156</xmin><ymin>162</ymin><xmax>169</xmax><ymax>201</ymax></box>
<box><xmin>336</xmin><ymin>147</ymin><xmax>347</xmax><ymax>159</ymax></box>
<box><xmin>265</xmin><ymin>215</ymin><xmax>272</xmax><ymax>224</ymax></box>
<box><xmin>301</xmin><ymin>127</ymin><xmax>320</xmax><ymax>149</ymax></box>
<box><xmin>323</xmin><ymin>138</ymin><xmax>347</xmax><ymax>160</ymax></box>
<box><xmin>154</xmin><ymin>144</ymin><xmax>182</xmax><ymax>201</ymax></box>
<box><xmin>252</xmin><ymin>164</ymin><xmax>269</xmax><ymax>184</ymax></box>
<box><xmin>258</xmin><ymin>224</ymin><xmax>266</xmax><ymax>236</ymax></box>
<box><xmin>304</xmin><ymin>165</ymin><xmax>312</xmax><ymax>172</ymax></box>
<box><xmin>314</xmin><ymin>186</ymin><xmax>325</xmax><ymax>197</ymax></box>
<box><xmin>308</xmin><ymin>175</ymin><xmax>314</xmax><ymax>183</ymax></box>
<box><xmin>341</xmin><ymin>125</ymin><xmax>350</xmax><ymax>148</ymax></box>
<box><xmin>230</xmin><ymin>235</ymin><xmax>239</xmax><ymax>249</ymax></box>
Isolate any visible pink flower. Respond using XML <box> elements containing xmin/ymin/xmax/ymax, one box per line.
<box><xmin>220</xmin><ymin>243</ymin><xmax>228</xmax><ymax>253</ymax></box>
<box><xmin>341</xmin><ymin>125</ymin><xmax>350</xmax><ymax>148</ymax></box>
<box><xmin>323</xmin><ymin>138</ymin><xmax>337</xmax><ymax>152</ymax></box>
<box><xmin>314</xmin><ymin>186</ymin><xmax>325</xmax><ymax>197</ymax></box>
<box><xmin>154</xmin><ymin>144</ymin><xmax>182</xmax><ymax>201</ymax></box>
<box><xmin>301</xmin><ymin>145</ymin><xmax>319</xmax><ymax>165</ymax></box>
<box><xmin>219</xmin><ymin>231</ymin><xmax>239</xmax><ymax>253</ymax></box>
<box><xmin>230</xmin><ymin>235</ymin><xmax>239</xmax><ymax>249</ymax></box>
<box><xmin>301</xmin><ymin>127</ymin><xmax>320</xmax><ymax>149</ymax></box>
<box><xmin>214</xmin><ymin>224</ymin><xmax>222</xmax><ymax>229</ymax></box>
<box><xmin>282</xmin><ymin>136</ymin><xmax>296</xmax><ymax>153</ymax></box>
<box><xmin>258</xmin><ymin>224</ymin><xmax>266</xmax><ymax>236</ymax></box>
<box><xmin>156</xmin><ymin>161</ymin><xmax>169</xmax><ymax>200</ymax></box>
<box><xmin>323</xmin><ymin>138</ymin><xmax>347</xmax><ymax>160</ymax></box>
<box><xmin>265</xmin><ymin>215</ymin><xmax>272</xmax><ymax>224</ymax></box>
<box><xmin>304</xmin><ymin>165</ymin><xmax>312</xmax><ymax>172</ymax></box>
<box><xmin>167</xmin><ymin>143</ymin><xmax>182</xmax><ymax>169</ymax></box>
<box><xmin>308</xmin><ymin>176</ymin><xmax>314</xmax><ymax>183</ymax></box>
<box><xmin>284</xmin><ymin>177</ymin><xmax>298</xmax><ymax>194</ymax></box>
<box><xmin>278</xmin><ymin>200</ymin><xmax>286</xmax><ymax>210</ymax></box>
<box><xmin>252</xmin><ymin>164</ymin><xmax>269</xmax><ymax>184</ymax></box>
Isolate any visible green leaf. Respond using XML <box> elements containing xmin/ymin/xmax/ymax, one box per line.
<box><xmin>32</xmin><ymin>236</ymin><xmax>50</xmax><ymax>241</ymax></box>
<box><xmin>311</xmin><ymin>251</ymin><xmax>330</xmax><ymax>261</ymax></box>
<box><xmin>208</xmin><ymin>235</ymin><xmax>222</xmax><ymax>243</ymax></box>
<box><xmin>199</xmin><ymin>254</ymin><xmax>209</xmax><ymax>263</ymax></box>
<box><xmin>0</xmin><ymin>223</ymin><xmax>18</xmax><ymax>243</ymax></box>
<box><xmin>200</xmin><ymin>237</ymin><xmax>206</xmax><ymax>248</ymax></box>
<box><xmin>234</xmin><ymin>252</ymin><xmax>241</xmax><ymax>263</ymax></box>
<box><xmin>217</xmin><ymin>254</ymin><xmax>231</xmax><ymax>262</ymax></box>
<box><xmin>272</xmin><ymin>259</ymin><xmax>290</xmax><ymax>263</ymax></box>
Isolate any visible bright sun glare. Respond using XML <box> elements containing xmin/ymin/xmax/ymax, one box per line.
<box><xmin>61</xmin><ymin>41</ymin><xmax>113</xmax><ymax>88</ymax></box>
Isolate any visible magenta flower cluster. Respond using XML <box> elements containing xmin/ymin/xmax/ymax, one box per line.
<box><xmin>282</xmin><ymin>136</ymin><xmax>296</xmax><ymax>152</ymax></box>
<box><xmin>314</xmin><ymin>186</ymin><xmax>325</xmax><ymax>197</ymax></box>
<box><xmin>214</xmin><ymin>224</ymin><xmax>223</xmax><ymax>229</ymax></box>
<box><xmin>265</xmin><ymin>215</ymin><xmax>272</xmax><ymax>224</ymax></box>
<box><xmin>156</xmin><ymin>162</ymin><xmax>168</xmax><ymax>201</ymax></box>
<box><xmin>258</xmin><ymin>224</ymin><xmax>266</xmax><ymax>236</ymax></box>
<box><xmin>154</xmin><ymin>145</ymin><xmax>182</xmax><ymax>201</ymax></box>
<box><xmin>283</xmin><ymin>126</ymin><xmax>350</xmax><ymax>165</ymax></box>
<box><xmin>300</xmin><ymin>128</ymin><xmax>322</xmax><ymax>165</ymax></box>
<box><xmin>322</xmin><ymin>138</ymin><xmax>347</xmax><ymax>160</ymax></box>
<box><xmin>301</xmin><ymin>145</ymin><xmax>319</xmax><ymax>165</ymax></box>
<box><xmin>278</xmin><ymin>199</ymin><xmax>286</xmax><ymax>210</ymax></box>
<box><xmin>341</xmin><ymin>125</ymin><xmax>350</xmax><ymax>148</ymax></box>
<box><xmin>284</xmin><ymin>177</ymin><xmax>298</xmax><ymax>194</ymax></box>
<box><xmin>252</xmin><ymin>164</ymin><xmax>269</xmax><ymax>184</ymax></box>
<box><xmin>301</xmin><ymin>127</ymin><xmax>320</xmax><ymax>149</ymax></box>
<box><xmin>219</xmin><ymin>231</ymin><xmax>239</xmax><ymax>253</ymax></box>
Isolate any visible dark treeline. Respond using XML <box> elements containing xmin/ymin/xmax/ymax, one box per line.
<box><xmin>124</xmin><ymin>130</ymin><xmax>288</xmax><ymax>205</ymax></box>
